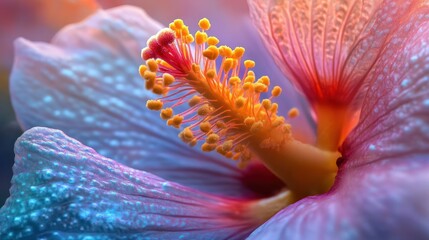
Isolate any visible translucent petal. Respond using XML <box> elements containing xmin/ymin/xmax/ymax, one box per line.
<box><xmin>0</xmin><ymin>127</ymin><xmax>259</xmax><ymax>239</ymax></box>
<box><xmin>10</xmin><ymin>6</ymin><xmax>268</xmax><ymax>197</ymax></box>
<box><xmin>248</xmin><ymin>156</ymin><xmax>429</xmax><ymax>239</ymax></box>
<box><xmin>342</xmin><ymin>4</ymin><xmax>429</xmax><ymax>168</ymax></box>
<box><xmin>248</xmin><ymin>0</ymin><xmax>424</xmax><ymax>106</ymax></box>
<box><xmin>249</xmin><ymin>4</ymin><xmax>429</xmax><ymax>239</ymax></box>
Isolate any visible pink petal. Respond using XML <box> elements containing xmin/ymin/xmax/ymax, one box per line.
<box><xmin>248</xmin><ymin>0</ymin><xmax>423</xmax><ymax>107</ymax></box>
<box><xmin>248</xmin><ymin>156</ymin><xmax>429</xmax><ymax>239</ymax></box>
<box><xmin>342</xmin><ymin>3</ymin><xmax>429</xmax><ymax>168</ymax></box>
<box><xmin>10</xmin><ymin>6</ymin><xmax>273</xmax><ymax>198</ymax></box>
<box><xmin>249</xmin><ymin>3</ymin><xmax>429</xmax><ymax>239</ymax></box>
<box><xmin>0</xmin><ymin>127</ymin><xmax>260</xmax><ymax>239</ymax></box>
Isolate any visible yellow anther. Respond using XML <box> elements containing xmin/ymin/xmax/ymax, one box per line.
<box><xmin>254</xmin><ymin>82</ymin><xmax>268</xmax><ymax>93</ymax></box>
<box><xmin>169</xmin><ymin>22</ymin><xmax>176</xmax><ymax>31</ymax></box>
<box><xmin>195</xmin><ymin>31</ymin><xmax>208</xmax><ymax>45</ymax></box>
<box><xmin>145</xmin><ymin>78</ymin><xmax>155</xmax><ymax>90</ymax></box>
<box><xmin>219</xmin><ymin>46</ymin><xmax>233</xmax><ymax>57</ymax></box>
<box><xmin>232</xmin><ymin>47</ymin><xmax>245</xmax><ymax>59</ymax></box>
<box><xmin>182</xmin><ymin>127</ymin><xmax>194</xmax><ymax>141</ymax></box>
<box><xmin>189</xmin><ymin>139</ymin><xmax>197</xmax><ymax>147</ymax></box>
<box><xmin>167</xmin><ymin>115</ymin><xmax>184</xmax><ymax>128</ymax></box>
<box><xmin>244</xmin><ymin>60</ymin><xmax>255</xmax><ymax>68</ymax></box>
<box><xmin>235</xmin><ymin>97</ymin><xmax>246</xmax><ymax>109</ymax></box>
<box><xmin>173</xmin><ymin>19</ymin><xmax>184</xmax><ymax>29</ymax></box>
<box><xmin>232</xmin><ymin>153</ymin><xmax>241</xmax><ymax>160</ymax></box>
<box><xmin>225</xmin><ymin>151</ymin><xmax>234</xmax><ymax>158</ymax></box>
<box><xmin>146</xmin><ymin>59</ymin><xmax>158</xmax><ymax>72</ymax></box>
<box><xmin>272</xmin><ymin>116</ymin><xmax>285</xmax><ymax>127</ymax></box>
<box><xmin>188</xmin><ymin>95</ymin><xmax>202</xmax><ymax>107</ymax></box>
<box><xmin>271</xmin><ymin>103</ymin><xmax>279</xmax><ymax>113</ymax></box>
<box><xmin>229</xmin><ymin>76</ymin><xmax>241</xmax><ymax>86</ymax></box>
<box><xmin>192</xmin><ymin>64</ymin><xmax>201</xmax><ymax>73</ymax></box>
<box><xmin>215</xmin><ymin>121</ymin><xmax>226</xmax><ymax>128</ymax></box>
<box><xmin>250</xmin><ymin>121</ymin><xmax>264</xmax><ymax>134</ymax></box>
<box><xmin>163</xmin><ymin>73</ymin><xmax>175</xmax><ymax>86</ymax></box>
<box><xmin>206</xmin><ymin>69</ymin><xmax>216</xmax><ymax>79</ymax></box>
<box><xmin>222</xmin><ymin>140</ymin><xmax>233</xmax><ymax>151</ymax></box>
<box><xmin>181</xmin><ymin>26</ymin><xmax>190</xmax><ymax>36</ymax></box>
<box><xmin>143</xmin><ymin>71</ymin><xmax>156</xmax><ymax>81</ymax></box>
<box><xmin>160</xmin><ymin>108</ymin><xmax>173</xmax><ymax>120</ymax></box>
<box><xmin>223</xmin><ymin>58</ymin><xmax>234</xmax><ymax>72</ymax></box>
<box><xmin>288</xmin><ymin>108</ymin><xmax>300</xmax><ymax>118</ymax></box>
<box><xmin>271</xmin><ymin>86</ymin><xmax>282</xmax><ymax>97</ymax></box>
<box><xmin>202</xmin><ymin>46</ymin><xmax>219</xmax><ymax>60</ymax></box>
<box><xmin>216</xmin><ymin>145</ymin><xmax>227</xmax><ymax>155</ymax></box>
<box><xmin>262</xmin><ymin>99</ymin><xmax>272</xmax><ymax>110</ymax></box>
<box><xmin>185</xmin><ymin>34</ymin><xmax>194</xmax><ymax>43</ymax></box>
<box><xmin>258</xmin><ymin>76</ymin><xmax>270</xmax><ymax>86</ymax></box>
<box><xmin>138</xmin><ymin>65</ymin><xmax>147</xmax><ymax>77</ymax></box>
<box><xmin>198</xmin><ymin>18</ymin><xmax>211</xmax><ymax>30</ymax></box>
<box><xmin>244</xmin><ymin>75</ymin><xmax>255</xmax><ymax>83</ymax></box>
<box><xmin>201</xmin><ymin>143</ymin><xmax>216</xmax><ymax>152</ymax></box>
<box><xmin>244</xmin><ymin>117</ymin><xmax>255</xmax><ymax>127</ymax></box>
<box><xmin>206</xmin><ymin>133</ymin><xmax>220</xmax><ymax>144</ymax></box>
<box><xmin>146</xmin><ymin>100</ymin><xmax>163</xmax><ymax>110</ymax></box>
<box><xmin>152</xmin><ymin>84</ymin><xmax>165</xmax><ymax>95</ymax></box>
<box><xmin>207</xmin><ymin>36</ymin><xmax>219</xmax><ymax>45</ymax></box>
<box><xmin>199</xmin><ymin>122</ymin><xmax>211</xmax><ymax>133</ymax></box>
<box><xmin>197</xmin><ymin>104</ymin><xmax>211</xmax><ymax>116</ymax></box>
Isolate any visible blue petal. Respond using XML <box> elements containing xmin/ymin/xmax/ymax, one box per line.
<box><xmin>9</xmin><ymin>6</ymin><xmax>260</xmax><ymax>197</ymax></box>
<box><xmin>0</xmin><ymin>127</ymin><xmax>258</xmax><ymax>239</ymax></box>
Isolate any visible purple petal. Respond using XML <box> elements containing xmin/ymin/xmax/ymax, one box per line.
<box><xmin>342</xmin><ymin>3</ymin><xmax>429</xmax><ymax>168</ymax></box>
<box><xmin>10</xmin><ymin>6</ymin><xmax>261</xmax><ymax>197</ymax></box>
<box><xmin>0</xmin><ymin>127</ymin><xmax>259</xmax><ymax>239</ymax></box>
<box><xmin>249</xmin><ymin>3</ymin><xmax>429</xmax><ymax>239</ymax></box>
<box><xmin>248</xmin><ymin>156</ymin><xmax>429</xmax><ymax>239</ymax></box>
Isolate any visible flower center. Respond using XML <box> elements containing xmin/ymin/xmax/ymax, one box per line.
<box><xmin>139</xmin><ymin>19</ymin><xmax>343</xmax><ymax>203</ymax></box>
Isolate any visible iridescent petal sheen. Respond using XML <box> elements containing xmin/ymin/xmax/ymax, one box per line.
<box><xmin>248</xmin><ymin>0</ymin><xmax>425</xmax><ymax>107</ymax></box>
<box><xmin>248</xmin><ymin>156</ymin><xmax>429</xmax><ymax>239</ymax></box>
<box><xmin>342</xmin><ymin>4</ymin><xmax>429</xmax><ymax>168</ymax></box>
<box><xmin>0</xmin><ymin>127</ymin><xmax>259</xmax><ymax>239</ymax></box>
<box><xmin>248</xmin><ymin>3</ymin><xmax>429</xmax><ymax>239</ymax></box>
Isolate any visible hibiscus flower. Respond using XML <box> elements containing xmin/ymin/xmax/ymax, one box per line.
<box><xmin>1</xmin><ymin>1</ymin><xmax>429</xmax><ymax>239</ymax></box>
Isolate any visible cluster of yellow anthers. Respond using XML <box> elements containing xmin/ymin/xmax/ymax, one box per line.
<box><xmin>139</xmin><ymin>18</ymin><xmax>299</xmax><ymax>168</ymax></box>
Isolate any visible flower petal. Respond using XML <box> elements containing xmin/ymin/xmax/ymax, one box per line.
<box><xmin>248</xmin><ymin>156</ymin><xmax>429</xmax><ymax>239</ymax></box>
<box><xmin>10</xmin><ymin>6</ymin><xmax>262</xmax><ymax>197</ymax></box>
<box><xmin>0</xmin><ymin>127</ymin><xmax>260</xmax><ymax>239</ymax></box>
<box><xmin>248</xmin><ymin>0</ymin><xmax>423</xmax><ymax>106</ymax></box>
<box><xmin>249</xmin><ymin>4</ymin><xmax>429</xmax><ymax>239</ymax></box>
<box><xmin>342</xmin><ymin>3</ymin><xmax>429</xmax><ymax>168</ymax></box>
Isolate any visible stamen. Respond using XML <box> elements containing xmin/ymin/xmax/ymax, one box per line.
<box><xmin>288</xmin><ymin>108</ymin><xmax>299</xmax><ymax>118</ymax></box>
<box><xmin>139</xmin><ymin>18</ymin><xmax>288</xmax><ymax>169</ymax></box>
<box><xmin>139</xmin><ymin>18</ymin><xmax>340</xmax><ymax>201</ymax></box>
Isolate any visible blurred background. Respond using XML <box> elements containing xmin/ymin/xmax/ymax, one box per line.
<box><xmin>0</xmin><ymin>0</ymin><xmax>303</xmax><ymax>206</ymax></box>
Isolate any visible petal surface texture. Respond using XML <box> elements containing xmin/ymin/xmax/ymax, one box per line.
<box><xmin>0</xmin><ymin>127</ymin><xmax>258</xmax><ymax>239</ymax></box>
<box><xmin>248</xmin><ymin>0</ymin><xmax>423</xmax><ymax>106</ymax></box>
<box><xmin>248</xmin><ymin>1</ymin><xmax>429</xmax><ymax>239</ymax></box>
<box><xmin>10</xmin><ymin>6</ymin><xmax>262</xmax><ymax>197</ymax></box>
